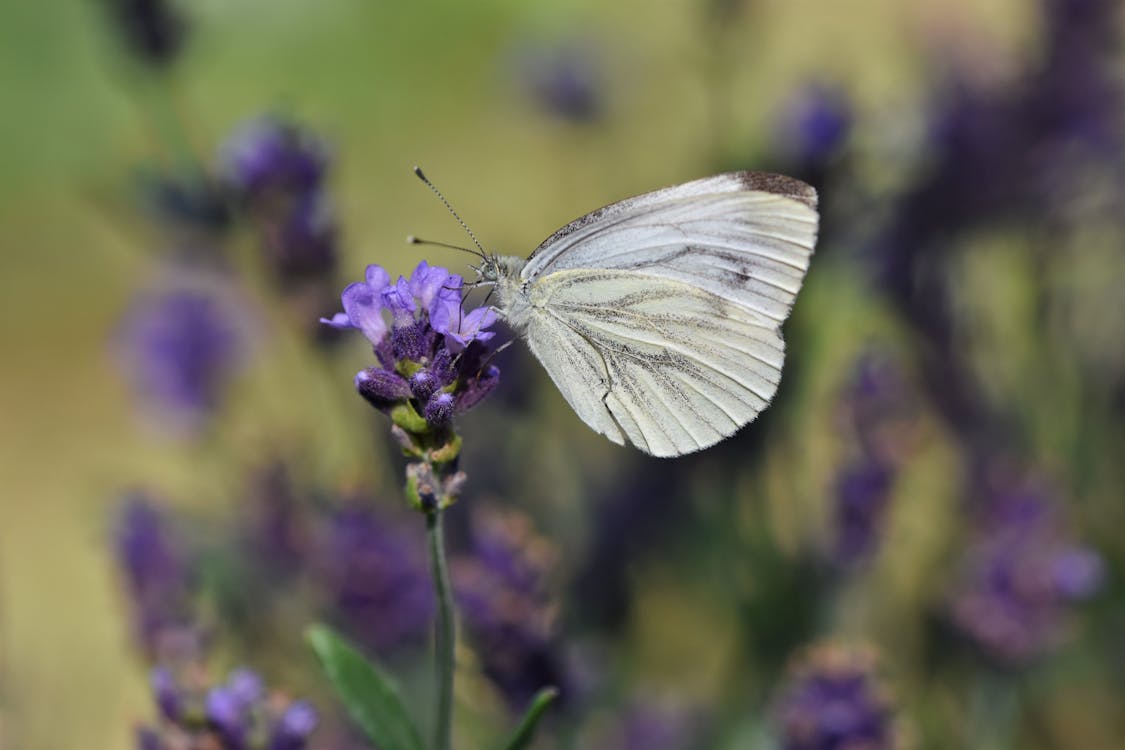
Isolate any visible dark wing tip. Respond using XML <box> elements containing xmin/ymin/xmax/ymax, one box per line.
<box><xmin>733</xmin><ymin>171</ymin><xmax>818</xmax><ymax>209</ymax></box>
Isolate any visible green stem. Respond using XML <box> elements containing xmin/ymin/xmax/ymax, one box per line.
<box><xmin>970</xmin><ymin>670</ymin><xmax>1019</xmax><ymax>750</ymax></box>
<box><xmin>426</xmin><ymin>508</ymin><xmax>455</xmax><ymax>750</ymax></box>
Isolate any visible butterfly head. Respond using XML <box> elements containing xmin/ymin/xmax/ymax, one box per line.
<box><xmin>476</xmin><ymin>254</ymin><xmax>524</xmax><ymax>286</ymax></box>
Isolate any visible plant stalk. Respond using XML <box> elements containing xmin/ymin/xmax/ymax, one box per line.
<box><xmin>426</xmin><ymin>508</ymin><xmax>455</xmax><ymax>750</ymax></box>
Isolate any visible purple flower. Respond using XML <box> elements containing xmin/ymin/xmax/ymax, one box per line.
<box><xmin>138</xmin><ymin>666</ymin><xmax>317</xmax><ymax>750</ymax></box>
<box><xmin>773</xmin><ymin>644</ymin><xmax>901</xmax><ymax>750</ymax></box>
<box><xmin>827</xmin><ymin>352</ymin><xmax>920</xmax><ymax>569</ymax></box>
<box><xmin>269</xmin><ymin>701</ymin><xmax>319</xmax><ymax>750</ymax></box>
<box><xmin>837</xmin><ymin>351</ymin><xmax>920</xmax><ymax>469</ymax></box>
<box><xmin>101</xmin><ymin>0</ymin><xmax>188</xmax><ymax>67</ymax></box>
<box><xmin>269</xmin><ymin>194</ymin><xmax>338</xmax><ymax>285</ymax></box>
<box><xmin>206</xmin><ymin>685</ymin><xmax>249</xmax><ymax>746</ymax></box>
<box><xmin>312</xmin><ymin>503</ymin><xmax>434</xmax><ymax>656</ymax></box>
<box><xmin>114</xmin><ymin>274</ymin><xmax>244</xmax><ymax>435</ymax></box>
<box><xmin>947</xmin><ymin>479</ymin><xmax>1104</xmax><ymax>667</ymax></box>
<box><xmin>513</xmin><ymin>39</ymin><xmax>606</xmax><ymax>124</ymax></box>
<box><xmin>324</xmin><ymin>261</ymin><xmax>501</xmax><ymax>428</ymax></box>
<box><xmin>453</xmin><ymin>507</ymin><xmax>570</xmax><ymax>709</ymax></box>
<box><xmin>775</xmin><ymin>83</ymin><xmax>852</xmax><ymax>167</ymax></box>
<box><xmin>221</xmin><ymin>117</ymin><xmax>328</xmax><ymax>198</ymax></box>
<box><xmin>441</xmin><ymin>306</ymin><xmax>499</xmax><ymax>352</ymax></box>
<box><xmin>151</xmin><ymin>667</ymin><xmax>181</xmax><ymax>721</ymax></box>
<box><xmin>112</xmin><ymin>493</ymin><xmax>201</xmax><ymax>662</ymax></box>
<box><xmin>831</xmin><ymin>460</ymin><xmax>893</xmax><ymax>568</ymax></box>
<box><xmin>220</xmin><ymin>116</ymin><xmax>341</xmax><ymax>290</ymax></box>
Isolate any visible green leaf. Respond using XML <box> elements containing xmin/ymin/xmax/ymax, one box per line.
<box><xmin>306</xmin><ymin>624</ymin><xmax>425</xmax><ymax>750</ymax></box>
<box><xmin>500</xmin><ymin>686</ymin><xmax>559</xmax><ymax>750</ymax></box>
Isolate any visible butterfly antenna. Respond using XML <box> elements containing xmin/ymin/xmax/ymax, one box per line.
<box><xmin>413</xmin><ymin>166</ymin><xmax>488</xmax><ymax>259</ymax></box>
<box><xmin>407</xmin><ymin>235</ymin><xmax>485</xmax><ymax>261</ymax></box>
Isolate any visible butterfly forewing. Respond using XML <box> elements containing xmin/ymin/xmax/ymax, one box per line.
<box><xmin>523</xmin><ymin>173</ymin><xmax>817</xmax><ymax>324</ymax></box>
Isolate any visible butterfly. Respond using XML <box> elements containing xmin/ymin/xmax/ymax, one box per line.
<box><xmin>422</xmin><ymin>170</ymin><xmax>819</xmax><ymax>457</ymax></box>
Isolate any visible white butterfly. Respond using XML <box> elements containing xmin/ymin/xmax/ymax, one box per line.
<box><xmin>465</xmin><ymin>171</ymin><xmax>818</xmax><ymax>457</ymax></box>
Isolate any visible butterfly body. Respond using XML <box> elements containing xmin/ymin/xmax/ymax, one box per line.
<box><xmin>477</xmin><ymin>171</ymin><xmax>818</xmax><ymax>457</ymax></box>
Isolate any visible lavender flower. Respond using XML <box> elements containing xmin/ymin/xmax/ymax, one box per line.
<box><xmin>830</xmin><ymin>460</ymin><xmax>893</xmax><ymax>567</ymax></box>
<box><xmin>221</xmin><ymin>116</ymin><xmax>339</xmax><ymax>289</ymax></box>
<box><xmin>452</xmin><ymin>507</ymin><xmax>569</xmax><ymax>709</ymax></box>
<box><xmin>773</xmin><ymin>644</ymin><xmax>901</xmax><ymax>750</ymax></box>
<box><xmin>137</xmin><ymin>665</ymin><xmax>318</xmax><ymax>750</ymax></box>
<box><xmin>837</xmin><ymin>352</ymin><xmax>920</xmax><ymax>468</ymax></box>
<box><xmin>513</xmin><ymin>39</ymin><xmax>605</xmax><ymax>124</ymax></box>
<box><xmin>221</xmin><ymin>117</ymin><xmax>328</xmax><ymax>199</ymax></box>
<box><xmin>312</xmin><ymin>503</ymin><xmax>434</xmax><ymax>656</ymax></box>
<box><xmin>114</xmin><ymin>274</ymin><xmax>243</xmax><ymax>435</ymax></box>
<box><xmin>870</xmin><ymin>0</ymin><xmax>1125</xmax><ymax>443</ymax></box>
<box><xmin>827</xmin><ymin>352</ymin><xmax>919</xmax><ymax>568</ymax></box>
<box><xmin>947</xmin><ymin>480</ymin><xmax>1104</xmax><ymax>667</ymax></box>
<box><xmin>113</xmin><ymin>493</ymin><xmax>201</xmax><ymax>662</ymax></box>
<box><xmin>100</xmin><ymin>0</ymin><xmax>188</xmax><ymax>67</ymax></box>
<box><xmin>324</xmin><ymin>261</ymin><xmax>500</xmax><ymax>431</ymax></box>
<box><xmin>775</xmin><ymin>83</ymin><xmax>852</xmax><ymax>170</ymax></box>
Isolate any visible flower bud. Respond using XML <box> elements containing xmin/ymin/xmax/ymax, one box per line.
<box><xmin>410</xmin><ymin>370</ymin><xmax>437</xmax><ymax>402</ymax></box>
<box><xmin>424</xmin><ymin>392</ymin><xmax>455</xmax><ymax>426</ymax></box>
<box><xmin>354</xmin><ymin>368</ymin><xmax>410</xmax><ymax>410</ymax></box>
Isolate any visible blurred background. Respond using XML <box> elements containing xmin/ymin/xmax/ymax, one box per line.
<box><xmin>1</xmin><ymin>0</ymin><xmax>1124</xmax><ymax>747</ymax></box>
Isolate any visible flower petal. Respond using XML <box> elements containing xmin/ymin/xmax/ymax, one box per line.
<box><xmin>408</xmin><ymin>261</ymin><xmax>452</xmax><ymax>309</ymax></box>
<box><xmin>365</xmin><ymin>264</ymin><xmax>391</xmax><ymax>293</ymax></box>
<box><xmin>341</xmin><ymin>282</ymin><xmax>387</xmax><ymax>344</ymax></box>
<box><xmin>319</xmin><ymin>312</ymin><xmax>354</xmax><ymax>329</ymax></box>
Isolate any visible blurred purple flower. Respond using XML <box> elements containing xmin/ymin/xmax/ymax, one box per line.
<box><xmin>837</xmin><ymin>351</ymin><xmax>921</xmax><ymax>468</ymax></box>
<box><xmin>220</xmin><ymin>116</ymin><xmax>340</xmax><ymax>290</ymax></box>
<box><xmin>827</xmin><ymin>351</ymin><xmax>919</xmax><ymax>569</ymax></box>
<box><xmin>947</xmin><ymin>480</ymin><xmax>1104</xmax><ymax>667</ymax></box>
<box><xmin>325</xmin><ymin>261</ymin><xmax>501</xmax><ymax>428</ymax></box>
<box><xmin>266</xmin><ymin>194</ymin><xmax>338</xmax><ymax>287</ymax></box>
<box><xmin>773</xmin><ymin>644</ymin><xmax>901</xmax><ymax>750</ymax></box>
<box><xmin>831</xmin><ymin>460</ymin><xmax>893</xmax><ymax>568</ymax></box>
<box><xmin>221</xmin><ymin>117</ymin><xmax>328</xmax><ymax>198</ymax></box>
<box><xmin>775</xmin><ymin>83</ymin><xmax>852</xmax><ymax>168</ymax></box>
<box><xmin>138</xmin><ymin>666</ymin><xmax>317</xmax><ymax>750</ymax></box>
<box><xmin>101</xmin><ymin>0</ymin><xmax>187</xmax><ymax>67</ymax></box>
<box><xmin>113</xmin><ymin>492</ymin><xmax>201</xmax><ymax>662</ymax></box>
<box><xmin>513</xmin><ymin>39</ymin><xmax>605</xmax><ymax>124</ymax></box>
<box><xmin>311</xmin><ymin>503</ymin><xmax>434</xmax><ymax>656</ymax></box>
<box><xmin>114</xmin><ymin>274</ymin><xmax>244</xmax><ymax>435</ymax></box>
<box><xmin>453</xmin><ymin>507</ymin><xmax>569</xmax><ymax>709</ymax></box>
<box><xmin>863</xmin><ymin>0</ymin><xmax>1125</xmax><ymax>451</ymax></box>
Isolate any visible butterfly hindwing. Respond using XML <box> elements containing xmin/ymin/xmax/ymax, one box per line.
<box><xmin>526</xmin><ymin>269</ymin><xmax>785</xmax><ymax>456</ymax></box>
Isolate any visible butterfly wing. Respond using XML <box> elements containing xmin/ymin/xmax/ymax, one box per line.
<box><xmin>519</xmin><ymin>171</ymin><xmax>817</xmax><ymax>456</ymax></box>
<box><xmin>524</xmin><ymin>270</ymin><xmax>785</xmax><ymax>457</ymax></box>
<box><xmin>523</xmin><ymin>171</ymin><xmax>817</xmax><ymax>324</ymax></box>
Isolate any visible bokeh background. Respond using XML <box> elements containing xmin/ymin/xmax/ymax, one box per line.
<box><xmin>2</xmin><ymin>0</ymin><xmax>1124</xmax><ymax>748</ymax></box>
